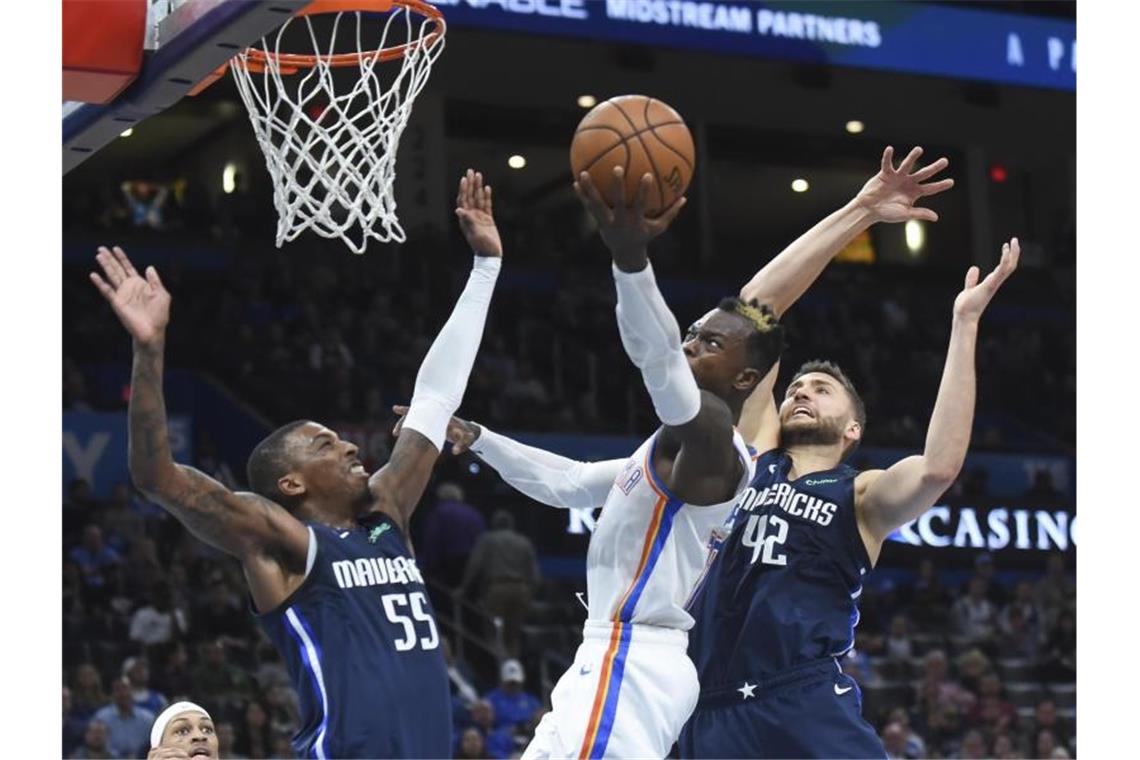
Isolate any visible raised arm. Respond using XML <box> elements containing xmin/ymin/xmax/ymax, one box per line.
<box><xmin>369</xmin><ymin>170</ymin><xmax>502</xmax><ymax>530</ymax></box>
<box><xmin>856</xmin><ymin>240</ymin><xmax>1020</xmax><ymax>553</ymax></box>
<box><xmin>575</xmin><ymin>168</ymin><xmax>740</xmax><ymax>505</ymax></box>
<box><xmin>391</xmin><ymin>407</ymin><xmax>624</xmax><ymax>510</ymax></box>
<box><xmin>739</xmin><ymin>146</ymin><xmax>954</xmax><ymax>451</ymax></box>
<box><xmin>91</xmin><ymin>247</ymin><xmax>310</xmax><ymax>611</ymax></box>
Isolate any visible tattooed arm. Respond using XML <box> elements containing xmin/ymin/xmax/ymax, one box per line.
<box><xmin>92</xmin><ymin>247</ymin><xmax>309</xmax><ymax>611</ymax></box>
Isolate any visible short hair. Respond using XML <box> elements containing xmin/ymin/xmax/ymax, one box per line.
<box><xmin>716</xmin><ymin>297</ymin><xmax>787</xmax><ymax>378</ymax></box>
<box><xmin>246</xmin><ymin>420</ymin><xmax>310</xmax><ymax>509</ymax></box>
<box><xmin>791</xmin><ymin>359</ymin><xmax>867</xmax><ymax>432</ymax></box>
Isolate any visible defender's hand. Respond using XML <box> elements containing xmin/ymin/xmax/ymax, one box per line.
<box><xmin>392</xmin><ymin>405</ymin><xmax>482</xmax><ymax>455</ymax></box>
<box><xmin>854</xmin><ymin>146</ymin><xmax>955</xmax><ymax>224</ymax></box>
<box><xmin>456</xmin><ymin>169</ymin><xmax>502</xmax><ymax>258</ymax></box>
<box><xmin>953</xmin><ymin>238</ymin><xmax>1020</xmax><ymax>325</ymax></box>
<box><xmin>90</xmin><ymin>246</ymin><xmax>171</xmax><ymax>346</ymax></box>
<box><xmin>574</xmin><ymin>167</ymin><xmax>686</xmax><ymax>271</ymax></box>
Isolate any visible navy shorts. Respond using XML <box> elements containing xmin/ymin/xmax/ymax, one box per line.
<box><xmin>678</xmin><ymin>659</ymin><xmax>886</xmax><ymax>759</ymax></box>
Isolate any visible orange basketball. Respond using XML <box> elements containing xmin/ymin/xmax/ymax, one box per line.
<box><xmin>570</xmin><ymin>95</ymin><xmax>695</xmax><ymax>217</ymax></box>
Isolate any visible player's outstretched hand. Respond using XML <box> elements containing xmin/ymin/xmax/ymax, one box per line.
<box><xmin>456</xmin><ymin>169</ymin><xmax>502</xmax><ymax>258</ymax></box>
<box><xmin>574</xmin><ymin>167</ymin><xmax>686</xmax><ymax>270</ymax></box>
<box><xmin>391</xmin><ymin>405</ymin><xmax>481</xmax><ymax>455</ymax></box>
<box><xmin>953</xmin><ymin>238</ymin><xmax>1020</xmax><ymax>325</ymax></box>
<box><xmin>854</xmin><ymin>146</ymin><xmax>955</xmax><ymax>224</ymax></box>
<box><xmin>89</xmin><ymin>246</ymin><xmax>171</xmax><ymax>346</ymax></box>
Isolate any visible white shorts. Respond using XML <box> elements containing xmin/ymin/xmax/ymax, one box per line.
<box><xmin>523</xmin><ymin>620</ymin><xmax>699</xmax><ymax>760</ymax></box>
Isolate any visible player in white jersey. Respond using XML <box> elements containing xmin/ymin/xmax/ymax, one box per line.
<box><xmin>398</xmin><ymin>168</ymin><xmax>785</xmax><ymax>758</ymax></box>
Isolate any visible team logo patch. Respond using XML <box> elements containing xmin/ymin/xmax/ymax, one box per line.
<box><xmin>616</xmin><ymin>462</ymin><xmax>643</xmax><ymax>495</ymax></box>
<box><xmin>368</xmin><ymin>524</ymin><xmax>392</xmax><ymax>544</ymax></box>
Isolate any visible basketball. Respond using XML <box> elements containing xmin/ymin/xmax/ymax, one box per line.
<box><xmin>570</xmin><ymin>95</ymin><xmax>695</xmax><ymax>217</ymax></box>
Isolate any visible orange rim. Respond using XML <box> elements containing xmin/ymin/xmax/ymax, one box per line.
<box><xmin>235</xmin><ymin>0</ymin><xmax>445</xmax><ymax>75</ymax></box>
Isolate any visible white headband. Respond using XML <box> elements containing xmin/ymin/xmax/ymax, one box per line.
<box><xmin>150</xmin><ymin>701</ymin><xmax>212</xmax><ymax>748</ymax></box>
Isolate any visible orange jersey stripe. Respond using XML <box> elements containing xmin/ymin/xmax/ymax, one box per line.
<box><xmin>578</xmin><ymin>622</ymin><xmax>624</xmax><ymax>758</ymax></box>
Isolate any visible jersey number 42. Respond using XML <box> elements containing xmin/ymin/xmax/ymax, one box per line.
<box><xmin>741</xmin><ymin>514</ymin><xmax>789</xmax><ymax>566</ymax></box>
<box><xmin>381</xmin><ymin>591</ymin><xmax>440</xmax><ymax>652</ymax></box>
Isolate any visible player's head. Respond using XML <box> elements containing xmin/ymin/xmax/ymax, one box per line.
<box><xmin>151</xmin><ymin>702</ymin><xmax>219</xmax><ymax>759</ymax></box>
<box><xmin>779</xmin><ymin>360</ymin><xmax>866</xmax><ymax>458</ymax></box>
<box><xmin>246</xmin><ymin>420</ymin><xmax>371</xmax><ymax>518</ymax></box>
<box><xmin>683</xmin><ymin>298</ymin><xmax>785</xmax><ymax>404</ymax></box>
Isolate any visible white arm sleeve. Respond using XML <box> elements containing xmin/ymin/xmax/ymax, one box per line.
<box><xmin>612</xmin><ymin>262</ymin><xmax>702</xmax><ymax>426</ymax></box>
<box><xmin>400</xmin><ymin>256</ymin><xmax>501</xmax><ymax>451</ymax></box>
<box><xmin>470</xmin><ymin>426</ymin><xmax>624</xmax><ymax>510</ymax></box>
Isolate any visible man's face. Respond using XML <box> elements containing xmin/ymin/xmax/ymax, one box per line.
<box><xmin>160</xmin><ymin>713</ymin><xmax>219</xmax><ymax>759</ymax></box>
<box><xmin>778</xmin><ymin>373</ymin><xmax>859</xmax><ymax>449</ymax></box>
<box><xmin>128</xmin><ymin>660</ymin><xmax>149</xmax><ymax>687</ymax></box>
<box><xmin>682</xmin><ymin>310</ymin><xmax>758</xmax><ymax>397</ymax></box>
<box><xmin>85</xmin><ymin>721</ymin><xmax>107</xmax><ymax>750</ymax></box>
<box><xmin>283</xmin><ymin>423</ymin><xmax>370</xmax><ymax>508</ymax></box>
<box><xmin>82</xmin><ymin>526</ymin><xmax>103</xmax><ymax>551</ymax></box>
<box><xmin>112</xmin><ymin>679</ymin><xmax>133</xmax><ymax>710</ymax></box>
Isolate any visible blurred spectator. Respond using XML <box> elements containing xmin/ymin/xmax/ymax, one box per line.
<box><xmin>1030</xmin><ymin>700</ymin><xmax>1071</xmax><ymax>748</ymax></box>
<box><xmin>885</xmin><ymin>707</ymin><xmax>926</xmax><ymax>759</ymax></box>
<box><xmin>914</xmin><ymin>650</ymin><xmax>975</xmax><ymax>716</ymax></box>
<box><xmin>955</xmin><ymin>648</ymin><xmax>992</xmax><ymax>694</ymax></box>
<box><xmin>972</xmin><ymin>553</ymin><xmax>1007</xmax><ymax>606</ymax></box>
<box><xmin>122</xmin><ymin>656</ymin><xmax>167</xmax><ymax>715</ymax></box>
<box><xmin>1024</xmin><ymin>468</ymin><xmax>1064</xmax><ymax>502</ymax></box>
<box><xmin>1040</xmin><ymin>609</ymin><xmax>1076</xmax><ymax>682</ymax></box>
<box><xmin>192</xmin><ymin>639</ymin><xmax>253</xmax><ymax>710</ymax></box>
<box><xmin>484</xmin><ymin>659</ymin><xmax>542</xmax><ymax>733</ymax></box>
<box><xmin>70</xmin><ymin>719</ymin><xmax>116</xmax><ymax>759</ymax></box>
<box><xmin>997</xmin><ymin>580</ymin><xmax>1044</xmax><ymax>658</ymax></box>
<box><xmin>270</xmin><ymin>730</ymin><xmax>297</xmax><ymax>759</ymax></box>
<box><xmin>991</xmin><ymin>732</ymin><xmax>1018</xmax><ymax>759</ymax></box>
<box><xmin>885</xmin><ymin>614</ymin><xmax>914</xmax><ymax>661</ymax></box>
<box><xmin>63</xmin><ymin>687</ymin><xmax>88</xmax><ymax>757</ymax></box>
<box><xmin>951</xmin><ymin>576</ymin><xmax>997</xmax><ymax>649</ymax></box>
<box><xmin>236</xmin><ymin>701</ymin><xmax>272</xmax><ymax>760</ymax></box>
<box><xmin>129</xmin><ymin>584</ymin><xmax>188</xmax><ymax>649</ymax></box>
<box><xmin>121</xmin><ymin>180</ymin><xmax>169</xmax><ymax>230</ymax></box>
<box><xmin>463</xmin><ymin>700</ymin><xmax>514</xmax><ymax>760</ymax></box>
<box><xmin>196</xmin><ymin>434</ymin><xmax>239</xmax><ymax>491</ymax></box>
<box><xmin>155</xmin><ymin>642</ymin><xmax>195</xmax><ymax>699</ymax></box>
<box><xmin>882</xmin><ymin>721</ymin><xmax>909</xmax><ymax>759</ymax></box>
<box><xmin>100</xmin><ymin>483</ymin><xmax>146</xmax><ymax>553</ymax></box>
<box><xmin>1036</xmin><ymin>729</ymin><xmax>1058</xmax><ymax>758</ymax></box>
<box><xmin>460</xmin><ymin>510</ymin><xmax>540</xmax><ymax>657</ymax></box>
<box><xmin>456</xmin><ymin>726</ymin><xmax>487</xmax><ymax>760</ymax></box>
<box><xmin>71</xmin><ymin>663</ymin><xmax>109</xmax><ymax>720</ymax></box>
<box><xmin>419</xmin><ymin>483</ymin><xmax>488</xmax><ymax>589</ymax></box>
<box><xmin>93</xmin><ymin>676</ymin><xmax>155</xmax><ymax>758</ymax></box>
<box><xmin>909</xmin><ymin>558</ymin><xmax>950</xmax><ymax>630</ymax></box>
<box><xmin>956</xmin><ymin>729</ymin><xmax>987</xmax><ymax>759</ymax></box>
<box><xmin>1035</xmin><ymin>555</ymin><xmax>1074</xmax><ymax>626</ymax></box>
<box><xmin>70</xmin><ymin>524</ymin><xmax>123</xmax><ymax>589</ymax></box>
<box><xmin>193</xmin><ymin>573</ymin><xmax>253</xmax><ymax>644</ymax></box>
<box><xmin>967</xmin><ymin>673</ymin><xmax>1016</xmax><ymax>736</ymax></box>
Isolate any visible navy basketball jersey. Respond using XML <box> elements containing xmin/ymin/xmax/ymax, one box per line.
<box><xmin>687</xmin><ymin>448</ymin><xmax>872</xmax><ymax>687</ymax></box>
<box><xmin>257</xmin><ymin>513</ymin><xmax>451</xmax><ymax>759</ymax></box>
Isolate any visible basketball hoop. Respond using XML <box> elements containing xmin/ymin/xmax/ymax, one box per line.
<box><xmin>228</xmin><ymin>0</ymin><xmax>445</xmax><ymax>254</ymax></box>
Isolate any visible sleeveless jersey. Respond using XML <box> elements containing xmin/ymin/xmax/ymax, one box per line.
<box><xmin>686</xmin><ymin>448</ymin><xmax>872</xmax><ymax>687</ymax></box>
<box><xmin>585</xmin><ymin>429</ymin><xmax>755</xmax><ymax>630</ymax></box>
<box><xmin>257</xmin><ymin>513</ymin><xmax>450</xmax><ymax>759</ymax></box>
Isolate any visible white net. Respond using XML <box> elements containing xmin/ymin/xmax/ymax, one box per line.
<box><xmin>230</xmin><ymin>5</ymin><xmax>445</xmax><ymax>254</ymax></box>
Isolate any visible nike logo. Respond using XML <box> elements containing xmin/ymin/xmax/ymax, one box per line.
<box><xmin>834</xmin><ymin>684</ymin><xmax>853</xmax><ymax>695</ymax></box>
<box><xmin>579</xmin><ymin>664</ymin><xmax>593</xmax><ymax>676</ymax></box>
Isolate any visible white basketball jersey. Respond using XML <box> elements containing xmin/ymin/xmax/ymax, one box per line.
<box><xmin>584</xmin><ymin>428</ymin><xmax>755</xmax><ymax>630</ymax></box>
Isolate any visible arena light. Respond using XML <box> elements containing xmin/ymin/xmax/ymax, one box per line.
<box><xmin>222</xmin><ymin>162</ymin><xmax>238</xmax><ymax>194</ymax></box>
<box><xmin>905</xmin><ymin>220</ymin><xmax>925</xmax><ymax>253</ymax></box>
<box><xmin>845</xmin><ymin>120</ymin><xmax>864</xmax><ymax>134</ymax></box>
<box><xmin>577</xmin><ymin>94</ymin><xmax>597</xmax><ymax>108</ymax></box>
<box><xmin>119</xmin><ymin>127</ymin><xmax>133</xmax><ymax>138</ymax></box>
<box><xmin>508</xmin><ymin>154</ymin><xmax>527</xmax><ymax>170</ymax></box>
<box><xmin>791</xmin><ymin>178</ymin><xmax>809</xmax><ymax>193</ymax></box>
